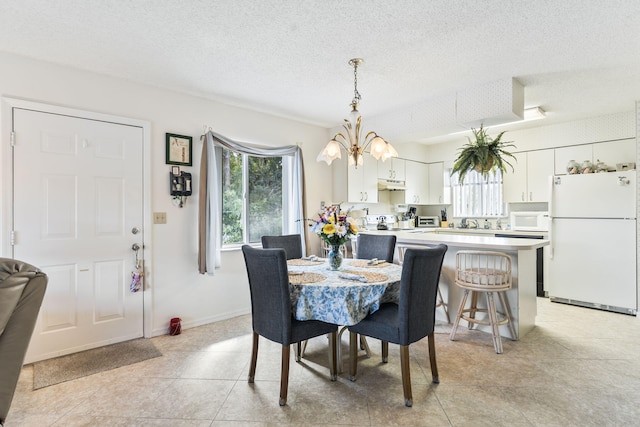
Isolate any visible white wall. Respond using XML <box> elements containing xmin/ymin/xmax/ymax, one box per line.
<box><xmin>0</xmin><ymin>52</ymin><xmax>333</xmax><ymax>335</ymax></box>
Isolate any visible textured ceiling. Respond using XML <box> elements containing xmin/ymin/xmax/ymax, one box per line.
<box><xmin>1</xmin><ymin>0</ymin><xmax>640</xmax><ymax>143</ymax></box>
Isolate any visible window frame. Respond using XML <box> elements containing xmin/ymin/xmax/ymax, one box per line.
<box><xmin>220</xmin><ymin>149</ymin><xmax>289</xmax><ymax>249</ymax></box>
<box><xmin>451</xmin><ymin>168</ymin><xmax>505</xmax><ymax>218</ymax></box>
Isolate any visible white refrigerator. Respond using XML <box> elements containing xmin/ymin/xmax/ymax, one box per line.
<box><xmin>547</xmin><ymin>171</ymin><xmax>637</xmax><ymax>315</ymax></box>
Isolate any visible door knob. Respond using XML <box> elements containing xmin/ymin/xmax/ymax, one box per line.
<box><xmin>132</xmin><ymin>243</ymin><xmax>140</xmax><ymax>251</ymax></box>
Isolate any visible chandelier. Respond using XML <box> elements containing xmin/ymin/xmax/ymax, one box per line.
<box><xmin>317</xmin><ymin>58</ymin><xmax>398</xmax><ymax>168</ymax></box>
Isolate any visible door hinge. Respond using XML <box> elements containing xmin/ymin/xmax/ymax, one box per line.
<box><xmin>10</xmin><ymin>131</ymin><xmax>16</xmax><ymax>146</ymax></box>
<box><xmin>10</xmin><ymin>230</ymin><xmax>16</xmax><ymax>246</ymax></box>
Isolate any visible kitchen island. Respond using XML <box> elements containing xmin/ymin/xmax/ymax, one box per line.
<box><xmin>358</xmin><ymin>229</ymin><xmax>549</xmax><ymax>339</ymax></box>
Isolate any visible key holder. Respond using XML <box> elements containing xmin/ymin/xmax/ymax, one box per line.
<box><xmin>170</xmin><ymin>166</ymin><xmax>192</xmax><ymax>208</ymax></box>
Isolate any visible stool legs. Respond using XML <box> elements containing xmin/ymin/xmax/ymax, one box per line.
<box><xmin>450</xmin><ymin>289</ymin><xmax>470</xmax><ymax>340</ymax></box>
<box><xmin>450</xmin><ymin>289</ymin><xmax>516</xmax><ymax>354</ymax></box>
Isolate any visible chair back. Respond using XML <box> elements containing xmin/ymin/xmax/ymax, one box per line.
<box><xmin>241</xmin><ymin>245</ymin><xmax>293</xmax><ymax>345</ymax></box>
<box><xmin>455</xmin><ymin>250</ymin><xmax>511</xmax><ymax>291</ymax></box>
<box><xmin>397</xmin><ymin>245</ymin><xmax>447</xmax><ymax>344</ymax></box>
<box><xmin>261</xmin><ymin>234</ymin><xmax>303</xmax><ymax>260</ymax></box>
<box><xmin>0</xmin><ymin>258</ymin><xmax>48</xmax><ymax>425</ymax></box>
<box><xmin>355</xmin><ymin>234</ymin><xmax>397</xmax><ymax>263</ymax></box>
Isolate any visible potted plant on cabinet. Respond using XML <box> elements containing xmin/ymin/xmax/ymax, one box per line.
<box><xmin>451</xmin><ymin>124</ymin><xmax>517</xmax><ymax>183</ymax></box>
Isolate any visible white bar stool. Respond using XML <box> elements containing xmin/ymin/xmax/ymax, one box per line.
<box><xmin>449</xmin><ymin>250</ymin><xmax>516</xmax><ymax>353</ymax></box>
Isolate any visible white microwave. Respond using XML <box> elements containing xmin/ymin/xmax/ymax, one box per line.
<box><xmin>510</xmin><ymin>211</ymin><xmax>549</xmax><ymax>231</ymax></box>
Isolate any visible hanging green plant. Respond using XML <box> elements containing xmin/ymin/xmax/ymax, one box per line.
<box><xmin>451</xmin><ymin>124</ymin><xmax>517</xmax><ymax>183</ymax></box>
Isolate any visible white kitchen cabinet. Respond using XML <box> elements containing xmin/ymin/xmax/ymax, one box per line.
<box><xmin>554</xmin><ymin>145</ymin><xmax>592</xmax><ymax>175</ymax></box>
<box><xmin>503</xmin><ymin>149</ymin><xmax>554</xmax><ymax>202</ymax></box>
<box><xmin>378</xmin><ymin>158</ymin><xmax>406</xmax><ymax>181</ymax></box>
<box><xmin>428</xmin><ymin>162</ymin><xmax>444</xmax><ymax>204</ymax></box>
<box><xmin>332</xmin><ymin>155</ymin><xmax>379</xmax><ymax>203</ymax></box>
<box><xmin>526</xmin><ymin>150</ymin><xmax>555</xmax><ymax>202</ymax></box>
<box><xmin>554</xmin><ymin>139</ymin><xmax>635</xmax><ymax>175</ymax></box>
<box><xmin>404</xmin><ymin>160</ymin><xmax>428</xmax><ymax>204</ymax></box>
<box><xmin>593</xmin><ymin>139</ymin><xmax>636</xmax><ymax>169</ymax></box>
<box><xmin>503</xmin><ymin>152</ymin><xmax>526</xmax><ymax>202</ymax></box>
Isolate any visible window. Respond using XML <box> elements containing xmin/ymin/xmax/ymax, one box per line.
<box><xmin>221</xmin><ymin>149</ymin><xmax>284</xmax><ymax>246</ymax></box>
<box><xmin>451</xmin><ymin>168</ymin><xmax>504</xmax><ymax>217</ymax></box>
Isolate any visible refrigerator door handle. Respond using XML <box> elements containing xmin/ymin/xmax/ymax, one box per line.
<box><xmin>548</xmin><ymin>175</ymin><xmax>554</xmax><ymax>260</ymax></box>
<box><xmin>548</xmin><ymin>218</ymin><xmax>554</xmax><ymax>259</ymax></box>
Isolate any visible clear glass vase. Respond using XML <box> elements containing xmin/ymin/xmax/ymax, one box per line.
<box><xmin>328</xmin><ymin>245</ymin><xmax>343</xmax><ymax>270</ymax></box>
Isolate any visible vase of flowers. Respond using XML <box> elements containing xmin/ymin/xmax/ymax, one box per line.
<box><xmin>309</xmin><ymin>205</ymin><xmax>358</xmax><ymax>270</ymax></box>
<box><xmin>328</xmin><ymin>245</ymin><xmax>343</xmax><ymax>270</ymax></box>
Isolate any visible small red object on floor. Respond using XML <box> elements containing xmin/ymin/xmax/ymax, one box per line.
<box><xmin>169</xmin><ymin>317</ymin><xmax>182</xmax><ymax>335</ymax></box>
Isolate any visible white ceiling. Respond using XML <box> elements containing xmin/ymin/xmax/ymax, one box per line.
<box><xmin>2</xmin><ymin>0</ymin><xmax>640</xmax><ymax>143</ymax></box>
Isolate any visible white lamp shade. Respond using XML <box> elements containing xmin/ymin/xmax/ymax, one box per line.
<box><xmin>369</xmin><ymin>136</ymin><xmax>387</xmax><ymax>160</ymax></box>
<box><xmin>371</xmin><ymin>137</ymin><xmax>398</xmax><ymax>162</ymax></box>
<box><xmin>316</xmin><ymin>139</ymin><xmax>342</xmax><ymax>165</ymax></box>
<box><xmin>348</xmin><ymin>152</ymin><xmax>364</xmax><ymax>166</ymax></box>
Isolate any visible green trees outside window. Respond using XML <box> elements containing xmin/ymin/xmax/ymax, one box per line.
<box><xmin>222</xmin><ymin>149</ymin><xmax>283</xmax><ymax>245</ymax></box>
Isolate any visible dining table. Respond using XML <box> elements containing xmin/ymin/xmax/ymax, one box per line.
<box><xmin>286</xmin><ymin>257</ymin><xmax>402</xmax><ymax>326</ymax></box>
<box><xmin>287</xmin><ymin>257</ymin><xmax>403</xmax><ymax>372</ymax></box>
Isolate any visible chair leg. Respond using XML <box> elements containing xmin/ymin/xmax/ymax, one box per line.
<box><xmin>400</xmin><ymin>345</ymin><xmax>413</xmax><ymax>407</ymax></box>
<box><xmin>349</xmin><ymin>331</ymin><xmax>358</xmax><ymax>381</ymax></box>
<box><xmin>360</xmin><ymin>335</ymin><xmax>372</xmax><ymax>357</ymax></box>
<box><xmin>279</xmin><ymin>345</ymin><xmax>290</xmax><ymax>406</ymax></box>
<box><xmin>328</xmin><ymin>331</ymin><xmax>337</xmax><ymax>381</ymax></box>
<box><xmin>437</xmin><ymin>286</ymin><xmax>450</xmax><ymax>324</ymax></box>
<box><xmin>248</xmin><ymin>331</ymin><xmax>259</xmax><ymax>382</ymax></box>
<box><xmin>485</xmin><ymin>292</ymin><xmax>503</xmax><ymax>354</ymax></box>
<box><xmin>336</xmin><ymin>326</ymin><xmax>348</xmax><ymax>373</ymax></box>
<box><xmin>295</xmin><ymin>341</ymin><xmax>302</xmax><ymax>362</ymax></box>
<box><xmin>498</xmin><ymin>291</ymin><xmax>517</xmax><ymax>340</ymax></box>
<box><xmin>382</xmin><ymin>341</ymin><xmax>389</xmax><ymax>363</ymax></box>
<box><xmin>449</xmin><ymin>289</ymin><xmax>469</xmax><ymax>341</ymax></box>
<box><xmin>427</xmin><ymin>332</ymin><xmax>439</xmax><ymax>384</ymax></box>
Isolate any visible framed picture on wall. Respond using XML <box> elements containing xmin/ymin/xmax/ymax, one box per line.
<box><xmin>166</xmin><ymin>133</ymin><xmax>193</xmax><ymax>166</ymax></box>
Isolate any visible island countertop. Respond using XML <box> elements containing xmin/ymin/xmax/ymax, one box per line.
<box><xmin>358</xmin><ymin>229</ymin><xmax>549</xmax><ymax>251</ymax></box>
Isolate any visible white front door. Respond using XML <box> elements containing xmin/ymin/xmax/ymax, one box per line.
<box><xmin>12</xmin><ymin>107</ymin><xmax>145</xmax><ymax>363</ymax></box>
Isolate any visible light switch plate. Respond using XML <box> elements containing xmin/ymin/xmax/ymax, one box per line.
<box><xmin>153</xmin><ymin>212</ymin><xmax>167</xmax><ymax>224</ymax></box>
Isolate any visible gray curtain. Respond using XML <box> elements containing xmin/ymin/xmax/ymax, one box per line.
<box><xmin>198</xmin><ymin>130</ymin><xmax>306</xmax><ymax>274</ymax></box>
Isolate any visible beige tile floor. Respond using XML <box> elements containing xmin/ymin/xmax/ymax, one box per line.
<box><xmin>7</xmin><ymin>297</ymin><xmax>640</xmax><ymax>426</ymax></box>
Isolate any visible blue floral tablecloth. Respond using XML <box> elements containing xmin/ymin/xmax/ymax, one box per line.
<box><xmin>287</xmin><ymin>258</ymin><xmax>402</xmax><ymax>326</ymax></box>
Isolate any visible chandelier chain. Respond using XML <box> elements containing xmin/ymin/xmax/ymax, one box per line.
<box><xmin>352</xmin><ymin>60</ymin><xmax>361</xmax><ymax>107</ymax></box>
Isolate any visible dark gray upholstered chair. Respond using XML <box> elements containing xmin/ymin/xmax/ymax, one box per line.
<box><xmin>348</xmin><ymin>244</ymin><xmax>448</xmax><ymax>407</ymax></box>
<box><xmin>354</xmin><ymin>233</ymin><xmax>397</xmax><ymax>263</ymax></box>
<box><xmin>348</xmin><ymin>233</ymin><xmax>398</xmax><ymax>357</ymax></box>
<box><xmin>0</xmin><ymin>259</ymin><xmax>48</xmax><ymax>426</ymax></box>
<box><xmin>261</xmin><ymin>234</ymin><xmax>303</xmax><ymax>260</ymax></box>
<box><xmin>241</xmin><ymin>245</ymin><xmax>338</xmax><ymax>406</ymax></box>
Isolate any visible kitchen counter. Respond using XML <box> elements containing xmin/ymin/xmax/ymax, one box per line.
<box><xmin>357</xmin><ymin>229</ymin><xmax>549</xmax><ymax>339</ymax></box>
<box><xmin>360</xmin><ymin>229</ymin><xmax>548</xmax><ymax>251</ymax></box>
<box><xmin>432</xmin><ymin>227</ymin><xmax>548</xmax><ymax>237</ymax></box>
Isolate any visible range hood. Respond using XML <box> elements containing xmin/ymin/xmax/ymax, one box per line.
<box><xmin>378</xmin><ymin>179</ymin><xmax>407</xmax><ymax>191</ymax></box>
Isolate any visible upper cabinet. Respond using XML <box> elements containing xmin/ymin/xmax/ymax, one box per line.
<box><xmin>554</xmin><ymin>139</ymin><xmax>635</xmax><ymax>175</ymax></box>
<box><xmin>428</xmin><ymin>162</ymin><xmax>445</xmax><ymax>204</ymax></box>
<box><xmin>554</xmin><ymin>145</ymin><xmax>593</xmax><ymax>175</ymax></box>
<box><xmin>593</xmin><ymin>139</ymin><xmax>636</xmax><ymax>169</ymax></box>
<box><xmin>332</xmin><ymin>156</ymin><xmax>378</xmax><ymax>203</ymax></box>
<box><xmin>404</xmin><ymin>161</ymin><xmax>444</xmax><ymax>205</ymax></box>
<box><xmin>503</xmin><ymin>149</ymin><xmax>554</xmax><ymax>202</ymax></box>
<box><xmin>378</xmin><ymin>158</ymin><xmax>406</xmax><ymax>181</ymax></box>
<box><xmin>404</xmin><ymin>160</ymin><xmax>428</xmax><ymax>204</ymax></box>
